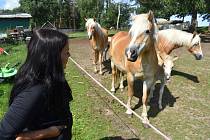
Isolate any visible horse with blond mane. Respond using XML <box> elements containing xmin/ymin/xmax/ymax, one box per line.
<box><xmin>110</xmin><ymin>11</ymin><xmax>158</xmax><ymax>125</ymax></box>
<box><xmin>85</xmin><ymin>18</ymin><xmax>108</xmax><ymax>74</ymax></box>
<box><xmin>110</xmin><ymin>28</ymin><xmax>203</xmax><ymax>111</ymax></box>
<box><xmin>157</xmin><ymin>29</ymin><xmax>203</xmax><ymax>60</ymax></box>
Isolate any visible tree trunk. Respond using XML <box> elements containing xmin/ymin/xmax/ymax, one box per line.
<box><xmin>116</xmin><ymin>4</ymin><xmax>120</xmax><ymax>30</ymax></box>
<box><xmin>189</xmin><ymin>9</ymin><xmax>197</xmax><ymax>33</ymax></box>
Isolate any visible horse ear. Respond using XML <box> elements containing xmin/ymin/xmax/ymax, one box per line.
<box><xmin>148</xmin><ymin>10</ymin><xmax>154</xmax><ymax>21</ymax></box>
<box><xmin>192</xmin><ymin>31</ymin><xmax>197</xmax><ymax>38</ymax></box>
<box><xmin>93</xmin><ymin>17</ymin><xmax>96</xmax><ymax>22</ymax></box>
<box><xmin>84</xmin><ymin>17</ymin><xmax>88</xmax><ymax>21</ymax></box>
<box><xmin>173</xmin><ymin>56</ymin><xmax>179</xmax><ymax>61</ymax></box>
<box><xmin>130</xmin><ymin>15</ymin><xmax>137</xmax><ymax>21</ymax></box>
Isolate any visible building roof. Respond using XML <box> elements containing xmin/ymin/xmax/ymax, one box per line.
<box><xmin>0</xmin><ymin>13</ymin><xmax>32</xmax><ymax>18</ymax></box>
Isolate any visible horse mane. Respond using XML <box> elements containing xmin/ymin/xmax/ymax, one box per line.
<box><xmin>129</xmin><ymin>14</ymin><xmax>149</xmax><ymax>39</ymax></box>
<box><xmin>129</xmin><ymin>13</ymin><xmax>158</xmax><ymax>45</ymax></box>
<box><xmin>158</xmin><ymin>29</ymin><xmax>200</xmax><ymax>47</ymax></box>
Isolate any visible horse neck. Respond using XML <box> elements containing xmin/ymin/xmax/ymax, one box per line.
<box><xmin>158</xmin><ymin>31</ymin><xmax>193</xmax><ymax>54</ymax></box>
<box><xmin>93</xmin><ymin>24</ymin><xmax>104</xmax><ymax>39</ymax></box>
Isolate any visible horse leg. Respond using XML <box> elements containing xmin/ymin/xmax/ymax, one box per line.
<box><xmin>148</xmin><ymin>83</ymin><xmax>155</xmax><ymax>103</ymax></box>
<box><xmin>142</xmin><ymin>79</ymin><xmax>155</xmax><ymax>124</ymax></box>
<box><xmin>99</xmin><ymin>51</ymin><xmax>103</xmax><ymax>75</ymax></box>
<box><xmin>126</xmin><ymin>72</ymin><xmax>134</xmax><ymax>115</ymax></box>
<box><xmin>119</xmin><ymin>72</ymin><xmax>124</xmax><ymax>92</ymax></box>
<box><xmin>158</xmin><ymin>79</ymin><xmax>165</xmax><ymax>110</ymax></box>
<box><xmin>93</xmin><ymin>50</ymin><xmax>99</xmax><ymax>73</ymax></box>
<box><xmin>103</xmin><ymin>43</ymin><xmax>109</xmax><ymax>61</ymax></box>
<box><xmin>111</xmin><ymin>61</ymin><xmax>116</xmax><ymax>93</ymax></box>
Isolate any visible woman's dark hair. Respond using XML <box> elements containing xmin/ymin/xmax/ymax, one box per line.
<box><xmin>9</xmin><ymin>29</ymin><xmax>69</xmax><ymax>105</ymax></box>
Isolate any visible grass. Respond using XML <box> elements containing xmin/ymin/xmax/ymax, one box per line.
<box><xmin>0</xmin><ymin>43</ymin><xmax>27</xmax><ymax>118</ymax></box>
<box><xmin>68</xmin><ymin>30</ymin><xmax>120</xmax><ymax>39</ymax></box>
<box><xmin>66</xmin><ymin>62</ymin><xmax>120</xmax><ymax>139</ymax></box>
<box><xmin>69</xmin><ymin>31</ymin><xmax>88</xmax><ymax>39</ymax></box>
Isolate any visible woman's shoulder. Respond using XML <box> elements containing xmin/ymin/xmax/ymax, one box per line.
<box><xmin>20</xmin><ymin>84</ymin><xmax>48</xmax><ymax>99</ymax></box>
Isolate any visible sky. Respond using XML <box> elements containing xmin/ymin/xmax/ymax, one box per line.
<box><xmin>171</xmin><ymin>14</ymin><xmax>209</xmax><ymax>27</ymax></box>
<box><xmin>0</xmin><ymin>0</ymin><xmax>208</xmax><ymax>26</ymax></box>
<box><xmin>0</xmin><ymin>0</ymin><xmax>20</xmax><ymax>10</ymax></box>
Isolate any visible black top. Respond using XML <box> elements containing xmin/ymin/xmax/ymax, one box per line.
<box><xmin>0</xmin><ymin>81</ymin><xmax>73</xmax><ymax>140</ymax></box>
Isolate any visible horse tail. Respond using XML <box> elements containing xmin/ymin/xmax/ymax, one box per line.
<box><xmin>103</xmin><ymin>36</ymin><xmax>112</xmax><ymax>61</ymax></box>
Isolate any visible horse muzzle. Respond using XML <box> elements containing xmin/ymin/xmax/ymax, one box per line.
<box><xmin>194</xmin><ymin>53</ymin><xmax>203</xmax><ymax>60</ymax></box>
<box><xmin>125</xmin><ymin>47</ymin><xmax>138</xmax><ymax>62</ymax></box>
<box><xmin>88</xmin><ymin>35</ymin><xmax>92</xmax><ymax>40</ymax></box>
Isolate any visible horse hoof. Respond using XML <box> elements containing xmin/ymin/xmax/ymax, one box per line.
<box><xmin>125</xmin><ymin>110</ymin><xmax>133</xmax><ymax>115</ymax></box>
<box><xmin>110</xmin><ymin>90</ymin><xmax>115</xmax><ymax>94</ymax></box>
<box><xmin>99</xmin><ymin>71</ymin><xmax>103</xmax><ymax>75</ymax></box>
<box><xmin>159</xmin><ymin>105</ymin><xmax>163</xmax><ymax>110</ymax></box>
<box><xmin>94</xmin><ymin>70</ymin><xmax>98</xmax><ymax>73</ymax></box>
<box><xmin>120</xmin><ymin>88</ymin><xmax>124</xmax><ymax>92</ymax></box>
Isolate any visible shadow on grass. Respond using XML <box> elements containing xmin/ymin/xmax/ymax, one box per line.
<box><xmin>100</xmin><ymin>136</ymin><xmax>140</xmax><ymax>140</ymax></box>
<box><xmin>171</xmin><ymin>69</ymin><xmax>199</xmax><ymax>83</ymax></box>
<box><xmin>120</xmin><ymin>79</ymin><xmax>178</xmax><ymax>118</ymax></box>
<box><xmin>102</xmin><ymin>59</ymin><xmax>112</xmax><ymax>75</ymax></box>
<box><xmin>0</xmin><ymin>90</ymin><xmax>4</xmax><ymax>97</ymax></box>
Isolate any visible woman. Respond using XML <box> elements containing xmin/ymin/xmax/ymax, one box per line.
<box><xmin>0</xmin><ymin>28</ymin><xmax>72</xmax><ymax>140</ymax></box>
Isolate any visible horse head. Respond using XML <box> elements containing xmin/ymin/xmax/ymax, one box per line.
<box><xmin>188</xmin><ymin>32</ymin><xmax>203</xmax><ymax>60</ymax></box>
<box><xmin>162</xmin><ymin>55</ymin><xmax>178</xmax><ymax>81</ymax></box>
<box><xmin>125</xmin><ymin>11</ymin><xmax>158</xmax><ymax>62</ymax></box>
<box><xmin>85</xmin><ymin>18</ymin><xmax>99</xmax><ymax>40</ymax></box>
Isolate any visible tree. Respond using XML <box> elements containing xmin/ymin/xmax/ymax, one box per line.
<box><xmin>135</xmin><ymin>0</ymin><xmax>208</xmax><ymax>32</ymax></box>
<box><xmin>19</xmin><ymin>0</ymin><xmax>77</xmax><ymax>28</ymax></box>
<box><xmin>76</xmin><ymin>0</ymin><xmax>105</xmax><ymax>29</ymax></box>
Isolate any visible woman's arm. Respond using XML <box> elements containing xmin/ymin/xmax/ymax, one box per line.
<box><xmin>0</xmin><ymin>86</ymin><xmax>46</xmax><ymax>140</ymax></box>
<box><xmin>16</xmin><ymin>125</ymin><xmax>66</xmax><ymax>140</ymax></box>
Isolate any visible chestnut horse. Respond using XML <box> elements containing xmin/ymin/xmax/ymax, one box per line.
<box><xmin>157</xmin><ymin>29</ymin><xmax>203</xmax><ymax>60</ymax></box>
<box><xmin>110</xmin><ymin>33</ymin><xmax>177</xmax><ymax>110</ymax></box>
<box><xmin>110</xmin><ymin>11</ymin><xmax>158</xmax><ymax>124</ymax></box>
<box><xmin>85</xmin><ymin>18</ymin><xmax>108</xmax><ymax>74</ymax></box>
<box><xmin>111</xmin><ymin>29</ymin><xmax>203</xmax><ymax>111</ymax></box>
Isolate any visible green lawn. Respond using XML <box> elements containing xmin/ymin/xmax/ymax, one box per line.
<box><xmin>68</xmin><ymin>29</ymin><xmax>119</xmax><ymax>39</ymax></box>
<box><xmin>0</xmin><ymin>43</ymin><xmax>27</xmax><ymax>118</ymax></box>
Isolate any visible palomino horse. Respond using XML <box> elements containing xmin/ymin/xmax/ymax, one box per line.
<box><xmin>157</xmin><ymin>29</ymin><xmax>203</xmax><ymax>60</ymax></box>
<box><xmin>110</xmin><ymin>32</ymin><xmax>178</xmax><ymax>110</ymax></box>
<box><xmin>111</xmin><ymin>29</ymin><xmax>203</xmax><ymax>110</ymax></box>
<box><xmin>110</xmin><ymin>11</ymin><xmax>158</xmax><ymax>124</ymax></box>
<box><xmin>85</xmin><ymin>18</ymin><xmax>108</xmax><ymax>74</ymax></box>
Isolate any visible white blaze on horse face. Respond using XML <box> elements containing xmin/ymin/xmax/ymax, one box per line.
<box><xmin>190</xmin><ymin>35</ymin><xmax>203</xmax><ymax>59</ymax></box>
<box><xmin>126</xmin><ymin>13</ymin><xmax>156</xmax><ymax>59</ymax></box>
<box><xmin>85</xmin><ymin>18</ymin><xmax>96</xmax><ymax>39</ymax></box>
<box><xmin>163</xmin><ymin>56</ymin><xmax>174</xmax><ymax>81</ymax></box>
<box><xmin>129</xmin><ymin>14</ymin><xmax>149</xmax><ymax>48</ymax></box>
<box><xmin>87</xmin><ymin>26</ymin><xmax>93</xmax><ymax>39</ymax></box>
